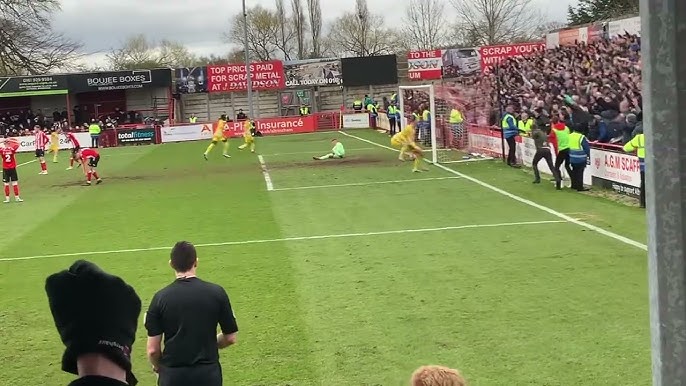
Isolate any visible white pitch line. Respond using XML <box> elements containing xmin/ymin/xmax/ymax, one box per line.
<box><xmin>0</xmin><ymin>220</ymin><xmax>566</xmax><ymax>262</ymax></box>
<box><xmin>338</xmin><ymin>131</ymin><xmax>648</xmax><ymax>251</ymax></box>
<box><xmin>257</xmin><ymin>154</ymin><xmax>274</xmax><ymax>191</ymax></box>
<box><xmin>272</xmin><ymin>176</ymin><xmax>460</xmax><ymax>191</ymax></box>
<box><xmin>17</xmin><ymin>159</ymin><xmax>37</xmax><ymax>167</ymax></box>
<box><xmin>261</xmin><ymin>147</ymin><xmax>375</xmax><ymax>157</ymax></box>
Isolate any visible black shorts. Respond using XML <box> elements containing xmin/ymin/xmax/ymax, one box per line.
<box><xmin>157</xmin><ymin>363</ymin><xmax>222</xmax><ymax>386</ymax></box>
<box><xmin>88</xmin><ymin>155</ymin><xmax>100</xmax><ymax>168</ymax></box>
<box><xmin>35</xmin><ymin>149</ymin><xmax>45</xmax><ymax>158</ymax></box>
<box><xmin>2</xmin><ymin>168</ymin><xmax>18</xmax><ymax>183</ymax></box>
<box><xmin>72</xmin><ymin>146</ymin><xmax>81</xmax><ymax>156</ymax></box>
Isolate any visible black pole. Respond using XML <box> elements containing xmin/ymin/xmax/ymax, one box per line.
<box><xmin>495</xmin><ymin>64</ymin><xmax>506</xmax><ymax>163</ymax></box>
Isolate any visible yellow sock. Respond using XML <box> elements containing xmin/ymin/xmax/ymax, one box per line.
<box><xmin>205</xmin><ymin>142</ymin><xmax>216</xmax><ymax>154</ymax></box>
<box><xmin>399</xmin><ymin>147</ymin><xmax>405</xmax><ymax>159</ymax></box>
<box><xmin>238</xmin><ymin>143</ymin><xmax>247</xmax><ymax>150</ymax></box>
<box><xmin>53</xmin><ymin>151</ymin><xmax>58</xmax><ymax>162</ymax></box>
<box><xmin>413</xmin><ymin>157</ymin><xmax>420</xmax><ymax>169</ymax></box>
<box><xmin>250</xmin><ymin>142</ymin><xmax>255</xmax><ymax>152</ymax></box>
<box><xmin>222</xmin><ymin>140</ymin><xmax>230</xmax><ymax>155</ymax></box>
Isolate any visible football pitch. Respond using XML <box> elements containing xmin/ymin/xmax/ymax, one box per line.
<box><xmin>0</xmin><ymin>129</ymin><xmax>650</xmax><ymax>386</ymax></box>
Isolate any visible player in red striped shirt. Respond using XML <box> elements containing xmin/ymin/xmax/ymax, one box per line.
<box><xmin>34</xmin><ymin>125</ymin><xmax>50</xmax><ymax>175</ymax></box>
<box><xmin>65</xmin><ymin>130</ymin><xmax>82</xmax><ymax>170</ymax></box>
<box><xmin>77</xmin><ymin>148</ymin><xmax>102</xmax><ymax>185</ymax></box>
<box><xmin>1</xmin><ymin>138</ymin><xmax>23</xmax><ymax>203</ymax></box>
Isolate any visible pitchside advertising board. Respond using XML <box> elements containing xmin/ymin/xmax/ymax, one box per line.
<box><xmin>160</xmin><ymin>117</ymin><xmax>318</xmax><ymax>143</ymax></box>
<box><xmin>467</xmin><ymin>129</ymin><xmax>639</xmax><ymax>194</ymax></box>
<box><xmin>0</xmin><ymin>75</ymin><xmax>69</xmax><ymax>98</ymax></box>
<box><xmin>14</xmin><ymin>132</ymin><xmax>92</xmax><ymax>153</ymax></box>
<box><xmin>116</xmin><ymin>128</ymin><xmax>157</xmax><ymax>145</ymax></box>
<box><xmin>341</xmin><ymin>113</ymin><xmax>371</xmax><ymax>129</ymax></box>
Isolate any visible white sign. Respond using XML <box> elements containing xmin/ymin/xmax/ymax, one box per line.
<box><xmin>342</xmin><ymin>113</ymin><xmax>370</xmax><ymax>129</ymax></box>
<box><xmin>160</xmin><ymin>124</ymin><xmax>214</xmax><ymax>143</ymax></box>
<box><xmin>608</xmin><ymin>16</ymin><xmax>641</xmax><ymax>38</ymax></box>
<box><xmin>589</xmin><ymin>148</ymin><xmax>641</xmax><ymax>187</ymax></box>
<box><xmin>14</xmin><ymin>132</ymin><xmax>91</xmax><ymax>153</ymax></box>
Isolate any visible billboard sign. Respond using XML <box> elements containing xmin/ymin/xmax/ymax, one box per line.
<box><xmin>284</xmin><ymin>58</ymin><xmax>342</xmax><ymax>87</ymax></box>
<box><xmin>407</xmin><ymin>50</ymin><xmax>443</xmax><ymax>80</ymax></box>
<box><xmin>479</xmin><ymin>42</ymin><xmax>546</xmax><ymax>70</ymax></box>
<box><xmin>207</xmin><ymin>61</ymin><xmax>286</xmax><ymax>92</ymax></box>
<box><xmin>68</xmin><ymin>69</ymin><xmax>172</xmax><ymax>93</ymax></box>
<box><xmin>0</xmin><ymin>75</ymin><xmax>69</xmax><ymax>98</ymax></box>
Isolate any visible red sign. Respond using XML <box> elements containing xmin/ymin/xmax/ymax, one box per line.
<box><xmin>479</xmin><ymin>42</ymin><xmax>546</xmax><ymax>70</ymax></box>
<box><xmin>207</xmin><ymin>60</ymin><xmax>286</xmax><ymax>92</ymax></box>
<box><xmin>223</xmin><ymin>116</ymin><xmax>317</xmax><ymax>137</ymax></box>
<box><xmin>407</xmin><ymin>50</ymin><xmax>443</xmax><ymax>80</ymax></box>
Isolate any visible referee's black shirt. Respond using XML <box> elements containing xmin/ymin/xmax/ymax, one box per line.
<box><xmin>144</xmin><ymin>277</ymin><xmax>238</xmax><ymax>367</ymax></box>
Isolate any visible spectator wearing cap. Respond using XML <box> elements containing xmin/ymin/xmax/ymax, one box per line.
<box><xmin>501</xmin><ymin>104</ymin><xmax>519</xmax><ymax>167</ymax></box>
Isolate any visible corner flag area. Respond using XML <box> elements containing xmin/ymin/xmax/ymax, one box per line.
<box><xmin>0</xmin><ymin>129</ymin><xmax>649</xmax><ymax>385</ymax></box>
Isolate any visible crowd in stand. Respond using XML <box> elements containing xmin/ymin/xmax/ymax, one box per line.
<box><xmin>492</xmin><ymin>33</ymin><xmax>643</xmax><ymax>144</ymax></box>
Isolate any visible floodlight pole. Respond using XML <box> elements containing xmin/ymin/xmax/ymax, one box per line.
<box><xmin>242</xmin><ymin>0</ymin><xmax>254</xmax><ymax>118</ymax></box>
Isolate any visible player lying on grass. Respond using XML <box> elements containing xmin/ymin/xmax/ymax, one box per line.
<box><xmin>391</xmin><ymin>116</ymin><xmax>429</xmax><ymax>172</ymax></box>
<box><xmin>65</xmin><ymin>129</ymin><xmax>82</xmax><ymax>170</ymax></box>
<box><xmin>238</xmin><ymin>119</ymin><xmax>256</xmax><ymax>153</ymax></box>
<box><xmin>1</xmin><ymin>138</ymin><xmax>23</xmax><ymax>203</ymax></box>
<box><xmin>204</xmin><ymin>114</ymin><xmax>231</xmax><ymax>160</ymax></box>
<box><xmin>313</xmin><ymin>139</ymin><xmax>345</xmax><ymax>160</ymax></box>
<box><xmin>77</xmin><ymin>148</ymin><xmax>102</xmax><ymax>185</ymax></box>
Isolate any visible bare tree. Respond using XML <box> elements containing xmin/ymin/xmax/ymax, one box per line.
<box><xmin>326</xmin><ymin>0</ymin><xmax>396</xmax><ymax>57</ymax></box>
<box><xmin>0</xmin><ymin>0</ymin><xmax>81</xmax><ymax>75</ymax></box>
<box><xmin>449</xmin><ymin>0</ymin><xmax>539</xmax><ymax>45</ymax></box>
<box><xmin>225</xmin><ymin>5</ymin><xmax>280</xmax><ymax>61</ymax></box>
<box><xmin>106</xmin><ymin>35</ymin><xmax>196</xmax><ymax>70</ymax></box>
<box><xmin>400</xmin><ymin>0</ymin><xmax>451</xmax><ymax>50</ymax></box>
<box><xmin>274</xmin><ymin>0</ymin><xmax>295</xmax><ymax>60</ymax></box>
<box><xmin>291</xmin><ymin>0</ymin><xmax>308</xmax><ymax>59</ymax></box>
<box><xmin>306</xmin><ymin>0</ymin><xmax>322</xmax><ymax>57</ymax></box>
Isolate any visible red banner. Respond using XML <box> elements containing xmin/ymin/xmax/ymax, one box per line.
<box><xmin>479</xmin><ymin>42</ymin><xmax>546</xmax><ymax>70</ymax></box>
<box><xmin>223</xmin><ymin>116</ymin><xmax>317</xmax><ymax>137</ymax></box>
<box><xmin>207</xmin><ymin>60</ymin><xmax>286</xmax><ymax>92</ymax></box>
<box><xmin>407</xmin><ymin>50</ymin><xmax>443</xmax><ymax>80</ymax></box>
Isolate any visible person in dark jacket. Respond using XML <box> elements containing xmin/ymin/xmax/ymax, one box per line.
<box><xmin>45</xmin><ymin>260</ymin><xmax>141</xmax><ymax>386</ymax></box>
<box><xmin>531</xmin><ymin>125</ymin><xmax>561</xmax><ymax>187</ymax></box>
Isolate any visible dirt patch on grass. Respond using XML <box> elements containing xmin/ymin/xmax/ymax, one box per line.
<box><xmin>268</xmin><ymin>155</ymin><xmax>388</xmax><ymax>170</ymax></box>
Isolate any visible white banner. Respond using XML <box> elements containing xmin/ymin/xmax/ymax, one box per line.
<box><xmin>341</xmin><ymin>113</ymin><xmax>370</xmax><ymax>129</ymax></box>
<box><xmin>589</xmin><ymin>148</ymin><xmax>641</xmax><ymax>187</ymax></box>
<box><xmin>608</xmin><ymin>16</ymin><xmax>641</xmax><ymax>38</ymax></box>
<box><xmin>14</xmin><ymin>132</ymin><xmax>91</xmax><ymax>153</ymax></box>
<box><xmin>160</xmin><ymin>124</ymin><xmax>214</xmax><ymax>143</ymax></box>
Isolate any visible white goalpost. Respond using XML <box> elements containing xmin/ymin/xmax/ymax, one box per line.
<box><xmin>398</xmin><ymin>84</ymin><xmax>438</xmax><ymax>164</ymax></box>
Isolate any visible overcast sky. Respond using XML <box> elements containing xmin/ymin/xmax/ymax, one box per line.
<box><xmin>53</xmin><ymin>0</ymin><xmax>578</xmax><ymax>66</ymax></box>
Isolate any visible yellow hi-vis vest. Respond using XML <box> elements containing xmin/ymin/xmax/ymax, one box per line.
<box><xmin>88</xmin><ymin>123</ymin><xmax>101</xmax><ymax>135</ymax></box>
<box><xmin>189</xmin><ymin>116</ymin><xmax>197</xmax><ymax>123</ymax></box>
<box><xmin>518</xmin><ymin>118</ymin><xmax>533</xmax><ymax>136</ymax></box>
<box><xmin>449</xmin><ymin>109</ymin><xmax>463</xmax><ymax>124</ymax></box>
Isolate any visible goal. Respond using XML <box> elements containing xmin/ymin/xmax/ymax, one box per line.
<box><xmin>398</xmin><ymin>82</ymin><xmax>494</xmax><ymax>164</ymax></box>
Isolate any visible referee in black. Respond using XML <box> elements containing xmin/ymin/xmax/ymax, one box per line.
<box><xmin>145</xmin><ymin>241</ymin><xmax>238</xmax><ymax>386</ymax></box>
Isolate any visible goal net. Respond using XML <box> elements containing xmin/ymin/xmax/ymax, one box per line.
<box><xmin>398</xmin><ymin>78</ymin><xmax>496</xmax><ymax>164</ymax></box>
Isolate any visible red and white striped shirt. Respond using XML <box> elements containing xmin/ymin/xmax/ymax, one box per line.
<box><xmin>35</xmin><ymin>131</ymin><xmax>49</xmax><ymax>150</ymax></box>
<box><xmin>66</xmin><ymin>132</ymin><xmax>80</xmax><ymax>148</ymax></box>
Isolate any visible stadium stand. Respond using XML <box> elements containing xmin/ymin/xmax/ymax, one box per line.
<box><xmin>492</xmin><ymin>33</ymin><xmax>643</xmax><ymax>144</ymax></box>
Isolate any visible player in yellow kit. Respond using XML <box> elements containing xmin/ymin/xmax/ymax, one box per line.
<box><xmin>238</xmin><ymin>119</ymin><xmax>255</xmax><ymax>153</ymax></box>
<box><xmin>49</xmin><ymin>128</ymin><xmax>60</xmax><ymax>163</ymax></box>
<box><xmin>203</xmin><ymin>114</ymin><xmax>231</xmax><ymax>160</ymax></box>
<box><xmin>390</xmin><ymin>116</ymin><xmax>428</xmax><ymax>172</ymax></box>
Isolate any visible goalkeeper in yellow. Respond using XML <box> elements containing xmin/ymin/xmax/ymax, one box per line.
<box><xmin>391</xmin><ymin>116</ymin><xmax>428</xmax><ymax>172</ymax></box>
<box><xmin>238</xmin><ymin>119</ymin><xmax>256</xmax><ymax>153</ymax></box>
<box><xmin>313</xmin><ymin>139</ymin><xmax>345</xmax><ymax>160</ymax></box>
<box><xmin>203</xmin><ymin>114</ymin><xmax>231</xmax><ymax>160</ymax></box>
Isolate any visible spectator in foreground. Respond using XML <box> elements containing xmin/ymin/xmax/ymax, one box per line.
<box><xmin>45</xmin><ymin>260</ymin><xmax>141</xmax><ymax>386</ymax></box>
<box><xmin>411</xmin><ymin>365</ymin><xmax>466</xmax><ymax>386</ymax></box>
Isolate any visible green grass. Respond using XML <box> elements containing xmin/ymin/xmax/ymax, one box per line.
<box><xmin>0</xmin><ymin>130</ymin><xmax>650</xmax><ymax>386</ymax></box>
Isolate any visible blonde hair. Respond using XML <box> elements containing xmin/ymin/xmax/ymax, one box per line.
<box><xmin>410</xmin><ymin>365</ymin><xmax>466</xmax><ymax>386</ymax></box>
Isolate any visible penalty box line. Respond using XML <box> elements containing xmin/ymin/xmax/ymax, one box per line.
<box><xmin>0</xmin><ymin>220</ymin><xmax>566</xmax><ymax>262</ymax></box>
<box><xmin>271</xmin><ymin>176</ymin><xmax>460</xmax><ymax>191</ymax></box>
<box><xmin>338</xmin><ymin>131</ymin><xmax>647</xmax><ymax>251</ymax></box>
<box><xmin>257</xmin><ymin>155</ymin><xmax>274</xmax><ymax>191</ymax></box>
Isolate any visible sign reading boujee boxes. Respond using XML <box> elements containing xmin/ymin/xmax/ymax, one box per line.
<box><xmin>207</xmin><ymin>61</ymin><xmax>286</xmax><ymax>92</ymax></box>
